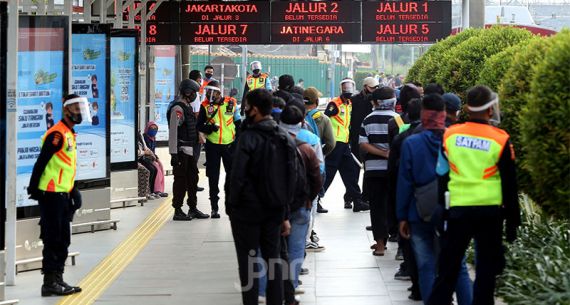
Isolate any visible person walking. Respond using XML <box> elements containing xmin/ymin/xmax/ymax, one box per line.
<box><xmin>197</xmin><ymin>80</ymin><xmax>241</xmax><ymax>219</ymax></box>
<box><xmin>322</xmin><ymin>78</ymin><xmax>369</xmax><ymax>212</ymax></box>
<box><xmin>428</xmin><ymin>85</ymin><xmax>520</xmax><ymax>305</ymax></box>
<box><xmin>27</xmin><ymin>94</ymin><xmax>89</xmax><ymax>296</ymax></box>
<box><xmin>228</xmin><ymin>89</ymin><xmax>293</xmax><ymax>305</ymax></box>
<box><xmin>167</xmin><ymin>79</ymin><xmax>209</xmax><ymax>221</ymax></box>
<box><xmin>359</xmin><ymin>87</ymin><xmax>400</xmax><ymax>256</ymax></box>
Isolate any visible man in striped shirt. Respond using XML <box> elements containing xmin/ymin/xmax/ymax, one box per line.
<box><xmin>359</xmin><ymin>87</ymin><xmax>400</xmax><ymax>256</ymax></box>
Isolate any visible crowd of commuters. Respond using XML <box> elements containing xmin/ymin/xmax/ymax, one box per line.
<box><xmin>28</xmin><ymin>59</ymin><xmax>520</xmax><ymax>304</ymax></box>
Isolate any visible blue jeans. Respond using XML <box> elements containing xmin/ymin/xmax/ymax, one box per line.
<box><xmin>288</xmin><ymin>208</ymin><xmax>311</xmax><ymax>288</ymax></box>
<box><xmin>410</xmin><ymin>222</ymin><xmax>472</xmax><ymax>305</ymax></box>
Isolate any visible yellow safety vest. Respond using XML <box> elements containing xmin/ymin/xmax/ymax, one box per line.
<box><xmin>202</xmin><ymin>96</ymin><xmax>238</xmax><ymax>145</ymax></box>
<box><xmin>246</xmin><ymin>73</ymin><xmax>269</xmax><ymax>90</ymax></box>
<box><xmin>443</xmin><ymin>122</ymin><xmax>510</xmax><ymax>207</ymax></box>
<box><xmin>38</xmin><ymin>121</ymin><xmax>77</xmax><ymax>193</ymax></box>
<box><xmin>329</xmin><ymin>97</ymin><xmax>351</xmax><ymax>143</ymax></box>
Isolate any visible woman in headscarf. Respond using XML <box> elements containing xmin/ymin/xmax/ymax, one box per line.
<box><xmin>143</xmin><ymin>121</ymin><xmax>168</xmax><ymax>197</ymax></box>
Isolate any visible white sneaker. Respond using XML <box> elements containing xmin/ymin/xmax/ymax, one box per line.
<box><xmin>258</xmin><ymin>296</ymin><xmax>266</xmax><ymax>304</ymax></box>
<box><xmin>305</xmin><ymin>241</ymin><xmax>325</xmax><ymax>252</ymax></box>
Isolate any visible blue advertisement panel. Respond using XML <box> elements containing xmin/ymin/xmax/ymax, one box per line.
<box><xmin>110</xmin><ymin>37</ymin><xmax>137</xmax><ymax>164</ymax></box>
<box><xmin>71</xmin><ymin>33</ymin><xmax>108</xmax><ymax>180</ymax></box>
<box><xmin>16</xmin><ymin>26</ymin><xmax>66</xmax><ymax>207</ymax></box>
<box><xmin>152</xmin><ymin>45</ymin><xmax>176</xmax><ymax>142</ymax></box>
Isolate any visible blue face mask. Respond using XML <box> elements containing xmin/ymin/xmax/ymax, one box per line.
<box><xmin>147</xmin><ymin>129</ymin><xmax>158</xmax><ymax>137</ymax></box>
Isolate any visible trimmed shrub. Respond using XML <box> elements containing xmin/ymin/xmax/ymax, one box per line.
<box><xmin>406</xmin><ymin>28</ymin><xmax>483</xmax><ymax>84</ymax></box>
<box><xmin>520</xmin><ymin>29</ymin><xmax>570</xmax><ymax>219</ymax></box>
<box><xmin>478</xmin><ymin>38</ymin><xmax>532</xmax><ymax>91</ymax></box>
<box><xmin>436</xmin><ymin>26</ymin><xmax>533</xmax><ymax>97</ymax></box>
<box><xmin>497</xmin><ymin>214</ymin><xmax>570</xmax><ymax>304</ymax></box>
<box><xmin>498</xmin><ymin>36</ymin><xmax>554</xmax><ymax>199</ymax></box>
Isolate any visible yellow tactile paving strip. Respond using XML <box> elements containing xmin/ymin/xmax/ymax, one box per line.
<box><xmin>57</xmin><ymin>197</ymin><xmax>174</xmax><ymax>305</ymax></box>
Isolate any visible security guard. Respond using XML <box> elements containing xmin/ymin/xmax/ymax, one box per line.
<box><xmin>167</xmin><ymin>79</ymin><xmax>210</xmax><ymax>221</ymax></box>
<box><xmin>428</xmin><ymin>85</ymin><xmax>520</xmax><ymax>305</ymax></box>
<box><xmin>197</xmin><ymin>81</ymin><xmax>241</xmax><ymax>218</ymax></box>
<box><xmin>322</xmin><ymin>78</ymin><xmax>369</xmax><ymax>212</ymax></box>
<box><xmin>241</xmin><ymin>61</ymin><xmax>272</xmax><ymax>115</ymax></box>
<box><xmin>27</xmin><ymin>94</ymin><xmax>89</xmax><ymax>296</ymax></box>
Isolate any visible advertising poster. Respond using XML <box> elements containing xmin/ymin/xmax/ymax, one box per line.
<box><xmin>110</xmin><ymin>37</ymin><xmax>136</xmax><ymax>164</ymax></box>
<box><xmin>152</xmin><ymin>45</ymin><xmax>176</xmax><ymax>142</ymax></box>
<box><xmin>71</xmin><ymin>33</ymin><xmax>108</xmax><ymax>180</ymax></box>
<box><xmin>16</xmin><ymin>26</ymin><xmax>65</xmax><ymax>207</ymax></box>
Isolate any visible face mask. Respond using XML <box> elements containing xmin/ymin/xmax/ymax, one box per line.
<box><xmin>185</xmin><ymin>92</ymin><xmax>197</xmax><ymax>102</ymax></box>
<box><xmin>253</xmin><ymin>69</ymin><xmax>260</xmax><ymax>76</ymax></box>
<box><xmin>147</xmin><ymin>129</ymin><xmax>158</xmax><ymax>137</ymax></box>
<box><xmin>69</xmin><ymin>113</ymin><xmax>83</xmax><ymax>124</ymax></box>
<box><xmin>205</xmin><ymin>73</ymin><xmax>213</xmax><ymax>79</ymax></box>
<box><xmin>342</xmin><ymin>92</ymin><xmax>352</xmax><ymax>100</ymax></box>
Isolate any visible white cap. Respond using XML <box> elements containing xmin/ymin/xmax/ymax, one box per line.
<box><xmin>363</xmin><ymin>77</ymin><xmax>380</xmax><ymax>88</ymax></box>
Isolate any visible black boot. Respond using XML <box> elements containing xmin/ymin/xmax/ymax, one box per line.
<box><xmin>353</xmin><ymin>199</ymin><xmax>370</xmax><ymax>212</ymax></box>
<box><xmin>173</xmin><ymin>208</ymin><xmax>192</xmax><ymax>221</ymax></box>
<box><xmin>189</xmin><ymin>207</ymin><xmax>210</xmax><ymax>219</ymax></box>
<box><xmin>41</xmin><ymin>272</ymin><xmax>74</xmax><ymax>297</ymax></box>
<box><xmin>316</xmin><ymin>197</ymin><xmax>328</xmax><ymax>213</ymax></box>
<box><xmin>56</xmin><ymin>272</ymin><xmax>82</xmax><ymax>293</ymax></box>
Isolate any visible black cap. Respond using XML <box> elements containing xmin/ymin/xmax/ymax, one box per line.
<box><xmin>179</xmin><ymin>79</ymin><xmax>200</xmax><ymax>95</ymax></box>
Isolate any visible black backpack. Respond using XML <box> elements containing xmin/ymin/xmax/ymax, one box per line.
<box><xmin>257</xmin><ymin>126</ymin><xmax>301</xmax><ymax>209</ymax></box>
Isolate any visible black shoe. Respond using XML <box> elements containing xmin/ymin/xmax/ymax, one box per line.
<box><xmin>300</xmin><ymin>267</ymin><xmax>309</xmax><ymax>275</ymax></box>
<box><xmin>56</xmin><ymin>272</ymin><xmax>81</xmax><ymax>294</ymax></box>
<box><xmin>173</xmin><ymin>208</ymin><xmax>192</xmax><ymax>221</ymax></box>
<box><xmin>41</xmin><ymin>273</ymin><xmax>74</xmax><ymax>297</ymax></box>
<box><xmin>366</xmin><ymin>225</ymin><xmax>373</xmax><ymax>231</ymax></box>
<box><xmin>408</xmin><ymin>291</ymin><xmax>422</xmax><ymax>301</ymax></box>
<box><xmin>388</xmin><ymin>234</ymin><xmax>399</xmax><ymax>243</ymax></box>
<box><xmin>344</xmin><ymin>201</ymin><xmax>352</xmax><ymax>209</ymax></box>
<box><xmin>394</xmin><ymin>269</ymin><xmax>411</xmax><ymax>281</ymax></box>
<box><xmin>317</xmin><ymin>202</ymin><xmax>328</xmax><ymax>213</ymax></box>
<box><xmin>197</xmin><ymin>186</ymin><xmax>205</xmax><ymax>192</ymax></box>
<box><xmin>395</xmin><ymin>247</ymin><xmax>404</xmax><ymax>261</ymax></box>
<box><xmin>189</xmin><ymin>208</ymin><xmax>210</xmax><ymax>219</ymax></box>
<box><xmin>211</xmin><ymin>211</ymin><xmax>221</xmax><ymax>219</ymax></box>
<box><xmin>353</xmin><ymin>200</ymin><xmax>370</xmax><ymax>212</ymax></box>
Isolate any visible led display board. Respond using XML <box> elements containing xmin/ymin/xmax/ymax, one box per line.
<box><xmin>144</xmin><ymin>0</ymin><xmax>452</xmax><ymax>45</ymax></box>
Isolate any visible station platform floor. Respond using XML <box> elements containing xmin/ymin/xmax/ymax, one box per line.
<box><xmin>7</xmin><ymin>172</ymin><xmax>424</xmax><ymax>305</ymax></box>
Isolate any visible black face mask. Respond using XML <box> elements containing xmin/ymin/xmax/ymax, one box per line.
<box><xmin>342</xmin><ymin>92</ymin><xmax>353</xmax><ymax>100</ymax></box>
<box><xmin>184</xmin><ymin>92</ymin><xmax>197</xmax><ymax>102</ymax></box>
<box><xmin>253</xmin><ymin>69</ymin><xmax>260</xmax><ymax>76</ymax></box>
<box><xmin>68</xmin><ymin>113</ymin><xmax>83</xmax><ymax>124</ymax></box>
<box><xmin>205</xmin><ymin>73</ymin><xmax>213</xmax><ymax>79</ymax></box>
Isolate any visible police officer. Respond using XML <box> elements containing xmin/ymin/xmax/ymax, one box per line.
<box><xmin>242</xmin><ymin>61</ymin><xmax>272</xmax><ymax>115</ymax></box>
<box><xmin>27</xmin><ymin>94</ymin><xmax>89</xmax><ymax>296</ymax></box>
<box><xmin>197</xmin><ymin>80</ymin><xmax>241</xmax><ymax>219</ymax></box>
<box><xmin>322</xmin><ymin>78</ymin><xmax>370</xmax><ymax>212</ymax></box>
<box><xmin>167</xmin><ymin>79</ymin><xmax>209</xmax><ymax>221</ymax></box>
<box><xmin>428</xmin><ymin>85</ymin><xmax>520</xmax><ymax>305</ymax></box>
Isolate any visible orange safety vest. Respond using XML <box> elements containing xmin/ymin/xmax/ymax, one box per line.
<box><xmin>199</xmin><ymin>79</ymin><xmax>212</xmax><ymax>95</ymax></box>
<box><xmin>329</xmin><ymin>97</ymin><xmax>352</xmax><ymax>143</ymax></box>
<box><xmin>246</xmin><ymin>73</ymin><xmax>269</xmax><ymax>90</ymax></box>
<box><xmin>38</xmin><ymin>121</ymin><xmax>77</xmax><ymax>193</ymax></box>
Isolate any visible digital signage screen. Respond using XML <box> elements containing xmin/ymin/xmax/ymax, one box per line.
<box><xmin>361</xmin><ymin>21</ymin><xmax>452</xmax><ymax>44</ymax></box>
<box><xmin>362</xmin><ymin>1</ymin><xmax>452</xmax><ymax>24</ymax></box>
<box><xmin>71</xmin><ymin>29</ymin><xmax>110</xmax><ymax>182</ymax></box>
<box><xmin>271</xmin><ymin>23</ymin><xmax>360</xmax><ymax>44</ymax></box>
<box><xmin>16</xmin><ymin>16</ymin><xmax>68</xmax><ymax>208</ymax></box>
<box><xmin>270</xmin><ymin>1</ymin><xmax>359</xmax><ymax>23</ymax></box>
<box><xmin>180</xmin><ymin>22</ymin><xmax>269</xmax><ymax>45</ymax></box>
<box><xmin>152</xmin><ymin>45</ymin><xmax>176</xmax><ymax>142</ymax></box>
<box><xmin>180</xmin><ymin>1</ymin><xmax>270</xmax><ymax>23</ymax></box>
<box><xmin>110</xmin><ymin>35</ymin><xmax>138</xmax><ymax>168</ymax></box>
<box><xmin>146</xmin><ymin>22</ymin><xmax>180</xmax><ymax>45</ymax></box>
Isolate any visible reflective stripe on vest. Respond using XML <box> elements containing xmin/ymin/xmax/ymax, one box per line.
<box><xmin>202</xmin><ymin>96</ymin><xmax>238</xmax><ymax>145</ymax></box>
<box><xmin>329</xmin><ymin>97</ymin><xmax>351</xmax><ymax>143</ymax></box>
<box><xmin>38</xmin><ymin>121</ymin><xmax>77</xmax><ymax>193</ymax></box>
<box><xmin>247</xmin><ymin>73</ymin><xmax>268</xmax><ymax>90</ymax></box>
<box><xmin>443</xmin><ymin>122</ymin><xmax>510</xmax><ymax>207</ymax></box>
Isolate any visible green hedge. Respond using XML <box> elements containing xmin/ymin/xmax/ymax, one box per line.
<box><xmin>436</xmin><ymin>26</ymin><xmax>533</xmax><ymax>97</ymax></box>
<box><xmin>478</xmin><ymin>39</ymin><xmax>532</xmax><ymax>91</ymax></box>
<box><xmin>520</xmin><ymin>29</ymin><xmax>570</xmax><ymax>219</ymax></box>
<box><xmin>497</xmin><ymin>37</ymin><xmax>554</xmax><ymax>199</ymax></box>
<box><xmin>497</xmin><ymin>203</ymin><xmax>570</xmax><ymax>304</ymax></box>
<box><xmin>406</xmin><ymin>28</ymin><xmax>482</xmax><ymax>85</ymax></box>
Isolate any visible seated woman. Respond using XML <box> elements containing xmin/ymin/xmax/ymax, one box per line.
<box><xmin>137</xmin><ymin>132</ymin><xmax>160</xmax><ymax>200</ymax></box>
<box><xmin>143</xmin><ymin>122</ymin><xmax>168</xmax><ymax>197</ymax></box>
